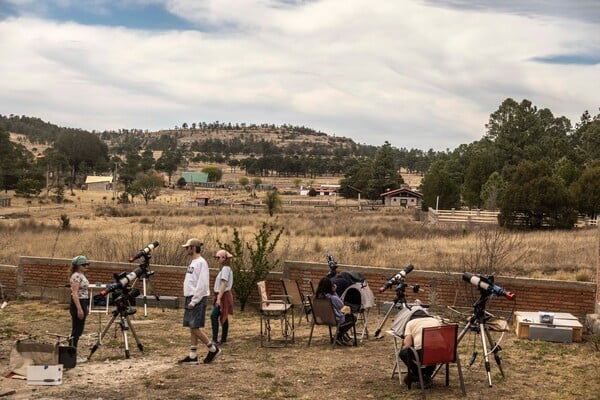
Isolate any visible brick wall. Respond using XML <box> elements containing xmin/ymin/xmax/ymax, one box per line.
<box><xmin>7</xmin><ymin>257</ymin><xmax>598</xmax><ymax>319</ymax></box>
<box><xmin>0</xmin><ymin>264</ymin><xmax>17</xmax><ymax>299</ymax></box>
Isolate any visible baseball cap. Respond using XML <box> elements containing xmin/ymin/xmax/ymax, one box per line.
<box><xmin>71</xmin><ymin>255</ymin><xmax>89</xmax><ymax>266</ymax></box>
<box><xmin>215</xmin><ymin>249</ymin><xmax>233</xmax><ymax>259</ymax></box>
<box><xmin>182</xmin><ymin>238</ymin><xmax>203</xmax><ymax>248</ymax></box>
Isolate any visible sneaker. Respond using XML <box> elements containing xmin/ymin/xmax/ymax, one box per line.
<box><xmin>203</xmin><ymin>347</ymin><xmax>222</xmax><ymax>364</ymax></box>
<box><xmin>76</xmin><ymin>356</ymin><xmax>88</xmax><ymax>364</ymax></box>
<box><xmin>177</xmin><ymin>355</ymin><xmax>199</xmax><ymax>365</ymax></box>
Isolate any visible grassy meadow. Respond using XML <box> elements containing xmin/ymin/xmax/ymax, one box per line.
<box><xmin>0</xmin><ymin>188</ymin><xmax>597</xmax><ymax>282</ymax></box>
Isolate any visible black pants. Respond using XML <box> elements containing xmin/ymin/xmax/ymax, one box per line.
<box><xmin>399</xmin><ymin>347</ymin><xmax>436</xmax><ymax>379</ymax></box>
<box><xmin>69</xmin><ymin>299</ymin><xmax>89</xmax><ymax>349</ymax></box>
<box><xmin>336</xmin><ymin>313</ymin><xmax>356</xmax><ymax>339</ymax></box>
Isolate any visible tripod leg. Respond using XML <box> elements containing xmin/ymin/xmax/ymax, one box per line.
<box><xmin>144</xmin><ymin>277</ymin><xmax>164</xmax><ymax>314</ymax></box>
<box><xmin>484</xmin><ymin>325</ymin><xmax>505</xmax><ymax>378</ymax></box>
<box><xmin>126</xmin><ymin>315</ymin><xmax>144</xmax><ymax>353</ymax></box>
<box><xmin>142</xmin><ymin>278</ymin><xmax>148</xmax><ymax>317</ymax></box>
<box><xmin>119</xmin><ymin>315</ymin><xmax>131</xmax><ymax>359</ymax></box>
<box><xmin>373</xmin><ymin>303</ymin><xmax>397</xmax><ymax>338</ymax></box>
<box><xmin>88</xmin><ymin>313</ymin><xmax>117</xmax><ymax>359</ymax></box>
<box><xmin>479</xmin><ymin>322</ymin><xmax>493</xmax><ymax>387</ymax></box>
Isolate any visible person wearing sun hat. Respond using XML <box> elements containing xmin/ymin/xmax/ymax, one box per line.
<box><xmin>210</xmin><ymin>249</ymin><xmax>234</xmax><ymax>345</ymax></box>
<box><xmin>178</xmin><ymin>238</ymin><xmax>221</xmax><ymax>365</ymax></box>
<box><xmin>69</xmin><ymin>255</ymin><xmax>90</xmax><ymax>363</ymax></box>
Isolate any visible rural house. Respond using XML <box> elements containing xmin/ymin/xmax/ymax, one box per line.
<box><xmin>380</xmin><ymin>187</ymin><xmax>423</xmax><ymax>208</ymax></box>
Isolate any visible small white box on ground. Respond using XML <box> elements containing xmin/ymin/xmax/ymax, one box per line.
<box><xmin>27</xmin><ymin>364</ymin><xmax>63</xmax><ymax>385</ymax></box>
<box><xmin>538</xmin><ymin>311</ymin><xmax>554</xmax><ymax>324</ymax></box>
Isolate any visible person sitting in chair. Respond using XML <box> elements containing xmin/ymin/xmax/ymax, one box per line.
<box><xmin>399</xmin><ymin>310</ymin><xmax>441</xmax><ymax>387</ymax></box>
<box><xmin>314</xmin><ymin>277</ymin><xmax>356</xmax><ymax>345</ymax></box>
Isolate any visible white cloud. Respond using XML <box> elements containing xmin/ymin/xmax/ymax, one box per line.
<box><xmin>0</xmin><ymin>0</ymin><xmax>598</xmax><ymax>150</ymax></box>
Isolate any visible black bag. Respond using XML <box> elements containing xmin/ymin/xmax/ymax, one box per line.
<box><xmin>58</xmin><ymin>346</ymin><xmax>77</xmax><ymax>369</ymax></box>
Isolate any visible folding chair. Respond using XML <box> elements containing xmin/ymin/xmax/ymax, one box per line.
<box><xmin>389</xmin><ymin>324</ymin><xmax>466</xmax><ymax>399</ymax></box>
<box><xmin>307</xmin><ymin>296</ymin><xmax>357</xmax><ymax>347</ymax></box>
<box><xmin>257</xmin><ymin>281</ymin><xmax>294</xmax><ymax>347</ymax></box>
<box><xmin>281</xmin><ymin>279</ymin><xmax>312</xmax><ymax>325</ymax></box>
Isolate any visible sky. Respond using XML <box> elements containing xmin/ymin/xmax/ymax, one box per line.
<box><xmin>0</xmin><ymin>0</ymin><xmax>598</xmax><ymax>151</ymax></box>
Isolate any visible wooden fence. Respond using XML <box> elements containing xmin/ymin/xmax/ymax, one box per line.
<box><xmin>428</xmin><ymin>208</ymin><xmax>499</xmax><ymax>225</ymax></box>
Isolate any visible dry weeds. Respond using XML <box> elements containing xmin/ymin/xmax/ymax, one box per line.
<box><xmin>0</xmin><ymin>188</ymin><xmax>597</xmax><ymax>282</ymax></box>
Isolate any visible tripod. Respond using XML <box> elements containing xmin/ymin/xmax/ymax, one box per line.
<box><xmin>88</xmin><ymin>286</ymin><xmax>144</xmax><ymax>360</ymax></box>
<box><xmin>440</xmin><ymin>289</ymin><xmax>507</xmax><ymax>387</ymax></box>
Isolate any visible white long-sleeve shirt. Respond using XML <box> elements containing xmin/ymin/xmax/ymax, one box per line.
<box><xmin>183</xmin><ymin>256</ymin><xmax>210</xmax><ymax>306</ymax></box>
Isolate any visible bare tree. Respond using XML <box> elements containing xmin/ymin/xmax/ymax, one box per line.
<box><xmin>461</xmin><ymin>227</ymin><xmax>527</xmax><ymax>277</ymax></box>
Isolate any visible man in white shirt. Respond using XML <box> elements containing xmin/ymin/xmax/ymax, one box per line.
<box><xmin>178</xmin><ymin>238</ymin><xmax>221</xmax><ymax>364</ymax></box>
<box><xmin>399</xmin><ymin>312</ymin><xmax>441</xmax><ymax>387</ymax></box>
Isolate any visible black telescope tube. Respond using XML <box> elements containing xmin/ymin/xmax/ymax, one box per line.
<box><xmin>129</xmin><ymin>241</ymin><xmax>159</xmax><ymax>262</ymax></box>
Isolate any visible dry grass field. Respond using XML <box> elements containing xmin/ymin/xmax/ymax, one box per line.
<box><xmin>1</xmin><ymin>300</ymin><xmax>599</xmax><ymax>399</ymax></box>
<box><xmin>0</xmin><ymin>188</ymin><xmax>597</xmax><ymax>282</ymax></box>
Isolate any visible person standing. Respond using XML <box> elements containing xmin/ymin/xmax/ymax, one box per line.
<box><xmin>210</xmin><ymin>249</ymin><xmax>234</xmax><ymax>345</ymax></box>
<box><xmin>69</xmin><ymin>255</ymin><xmax>90</xmax><ymax>363</ymax></box>
<box><xmin>178</xmin><ymin>238</ymin><xmax>221</xmax><ymax>364</ymax></box>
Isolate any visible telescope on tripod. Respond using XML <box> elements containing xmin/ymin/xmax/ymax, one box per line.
<box><xmin>438</xmin><ymin>272</ymin><xmax>515</xmax><ymax>387</ymax></box>
<box><xmin>88</xmin><ymin>241</ymin><xmax>160</xmax><ymax>360</ymax></box>
<box><xmin>373</xmin><ymin>264</ymin><xmax>425</xmax><ymax>338</ymax></box>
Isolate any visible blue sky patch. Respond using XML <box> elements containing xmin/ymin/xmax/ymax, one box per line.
<box><xmin>532</xmin><ymin>54</ymin><xmax>600</xmax><ymax>66</ymax></box>
<box><xmin>0</xmin><ymin>1</ymin><xmax>199</xmax><ymax>31</ymax></box>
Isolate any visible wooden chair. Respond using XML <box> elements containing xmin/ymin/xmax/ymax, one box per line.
<box><xmin>307</xmin><ymin>296</ymin><xmax>357</xmax><ymax>347</ymax></box>
<box><xmin>390</xmin><ymin>324</ymin><xmax>466</xmax><ymax>399</ymax></box>
<box><xmin>281</xmin><ymin>279</ymin><xmax>312</xmax><ymax>325</ymax></box>
<box><xmin>257</xmin><ymin>281</ymin><xmax>294</xmax><ymax>347</ymax></box>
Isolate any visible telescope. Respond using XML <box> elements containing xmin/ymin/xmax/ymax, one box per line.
<box><xmin>326</xmin><ymin>252</ymin><xmax>338</xmax><ymax>278</ymax></box>
<box><xmin>379</xmin><ymin>264</ymin><xmax>414</xmax><ymax>293</ymax></box>
<box><xmin>100</xmin><ymin>242</ymin><xmax>159</xmax><ymax>296</ymax></box>
<box><xmin>462</xmin><ymin>272</ymin><xmax>515</xmax><ymax>300</ymax></box>
<box><xmin>129</xmin><ymin>241</ymin><xmax>159</xmax><ymax>263</ymax></box>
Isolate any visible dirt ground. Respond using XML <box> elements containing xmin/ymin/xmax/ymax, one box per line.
<box><xmin>1</xmin><ymin>300</ymin><xmax>599</xmax><ymax>400</ymax></box>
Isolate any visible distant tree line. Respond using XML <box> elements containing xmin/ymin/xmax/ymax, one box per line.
<box><xmin>418</xmin><ymin>98</ymin><xmax>600</xmax><ymax>229</ymax></box>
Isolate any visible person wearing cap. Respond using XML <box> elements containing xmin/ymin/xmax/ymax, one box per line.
<box><xmin>69</xmin><ymin>255</ymin><xmax>90</xmax><ymax>363</ymax></box>
<box><xmin>178</xmin><ymin>238</ymin><xmax>221</xmax><ymax>365</ymax></box>
<box><xmin>210</xmin><ymin>249</ymin><xmax>234</xmax><ymax>345</ymax></box>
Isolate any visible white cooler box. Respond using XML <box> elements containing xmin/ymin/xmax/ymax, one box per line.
<box><xmin>27</xmin><ymin>364</ymin><xmax>63</xmax><ymax>385</ymax></box>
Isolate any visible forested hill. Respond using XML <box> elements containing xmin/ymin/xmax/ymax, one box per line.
<box><xmin>1</xmin><ymin>114</ymin><xmax>370</xmax><ymax>155</ymax></box>
<box><xmin>1</xmin><ymin>114</ymin><xmax>437</xmax><ymax>174</ymax></box>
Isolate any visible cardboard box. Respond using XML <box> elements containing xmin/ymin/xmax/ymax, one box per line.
<box><xmin>27</xmin><ymin>364</ymin><xmax>63</xmax><ymax>386</ymax></box>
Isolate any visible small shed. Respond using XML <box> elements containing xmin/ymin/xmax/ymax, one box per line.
<box><xmin>194</xmin><ymin>194</ymin><xmax>210</xmax><ymax>206</ymax></box>
<box><xmin>380</xmin><ymin>188</ymin><xmax>423</xmax><ymax>208</ymax></box>
<box><xmin>85</xmin><ymin>176</ymin><xmax>113</xmax><ymax>191</ymax></box>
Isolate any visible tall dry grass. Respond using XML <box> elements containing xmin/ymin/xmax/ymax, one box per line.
<box><xmin>0</xmin><ymin>201</ymin><xmax>597</xmax><ymax>282</ymax></box>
